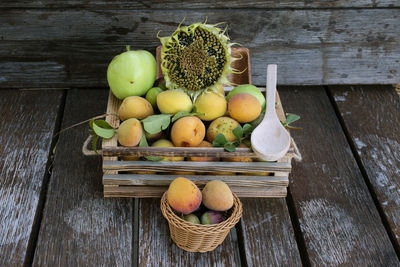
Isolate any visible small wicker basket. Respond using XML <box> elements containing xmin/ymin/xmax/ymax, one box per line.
<box><xmin>160</xmin><ymin>192</ymin><xmax>243</xmax><ymax>252</ymax></box>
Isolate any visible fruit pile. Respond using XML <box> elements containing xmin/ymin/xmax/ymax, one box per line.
<box><xmin>95</xmin><ymin>22</ymin><xmax>271</xmax><ymax>160</ymax></box>
<box><xmin>167</xmin><ymin>177</ymin><xmax>234</xmax><ymax>225</ymax></box>
<box><xmin>115</xmin><ymin>80</ymin><xmax>266</xmax><ymax>154</ymax></box>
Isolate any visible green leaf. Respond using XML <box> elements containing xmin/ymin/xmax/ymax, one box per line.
<box><xmin>89</xmin><ymin>118</ymin><xmax>94</xmax><ymax>130</ymax></box>
<box><xmin>171</xmin><ymin>111</ymin><xmax>191</xmax><ymax>122</ymax></box>
<box><xmin>93</xmin><ymin>120</ymin><xmax>114</xmax><ymax>139</ymax></box>
<box><xmin>91</xmin><ymin>134</ymin><xmax>100</xmax><ymax>154</ymax></box>
<box><xmin>171</xmin><ymin>110</ymin><xmax>205</xmax><ymax>122</ymax></box>
<box><xmin>141</xmin><ymin>114</ymin><xmax>171</xmax><ymax>134</ymax></box>
<box><xmin>145</xmin><ymin>156</ymin><xmax>163</xmax><ymax>161</ymax></box>
<box><xmin>285</xmin><ymin>113</ymin><xmax>300</xmax><ymax>125</ymax></box>
<box><xmin>139</xmin><ymin>134</ymin><xmax>148</xmax><ymax>147</ymax></box>
<box><xmin>213</xmin><ymin>133</ymin><xmax>227</xmax><ymax>147</ymax></box>
<box><xmin>250</xmin><ymin>112</ymin><xmax>265</xmax><ymax>128</ymax></box>
<box><xmin>232</xmin><ymin>126</ymin><xmax>243</xmax><ymax>140</ymax></box>
<box><xmin>242</xmin><ymin>139</ymin><xmax>251</xmax><ymax>147</ymax></box>
<box><xmin>242</xmin><ymin>124</ymin><xmax>253</xmax><ymax>135</ymax></box>
<box><xmin>224</xmin><ymin>142</ymin><xmax>236</xmax><ymax>152</ymax></box>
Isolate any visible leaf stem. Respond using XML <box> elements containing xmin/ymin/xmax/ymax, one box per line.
<box><xmin>54</xmin><ymin>113</ymin><xmax>119</xmax><ymax>137</ymax></box>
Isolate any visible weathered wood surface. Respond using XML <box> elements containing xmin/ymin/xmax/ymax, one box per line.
<box><xmin>279</xmin><ymin>87</ymin><xmax>399</xmax><ymax>266</ymax></box>
<box><xmin>103</xmin><ymin>160</ymin><xmax>291</xmax><ymax>173</ymax></box>
<box><xmin>138</xmin><ymin>198</ymin><xmax>240</xmax><ymax>266</ymax></box>
<box><xmin>104</xmin><ymin>185</ymin><xmax>287</xmax><ymax>198</ymax></box>
<box><xmin>239</xmin><ymin>199</ymin><xmax>302</xmax><ymax>266</ymax></box>
<box><xmin>0</xmin><ymin>9</ymin><xmax>399</xmax><ymax>88</ymax></box>
<box><xmin>0</xmin><ymin>90</ymin><xmax>62</xmax><ymax>267</ymax></box>
<box><xmin>330</xmin><ymin>85</ymin><xmax>400</xmax><ymax>248</ymax></box>
<box><xmin>33</xmin><ymin>89</ymin><xmax>133</xmax><ymax>266</ymax></box>
<box><xmin>104</xmin><ymin>174</ymin><xmax>288</xmax><ymax>186</ymax></box>
<box><xmin>1</xmin><ymin>0</ymin><xmax>399</xmax><ymax>8</ymax></box>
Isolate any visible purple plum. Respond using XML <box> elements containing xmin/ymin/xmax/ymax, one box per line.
<box><xmin>201</xmin><ymin>211</ymin><xmax>225</xmax><ymax>225</ymax></box>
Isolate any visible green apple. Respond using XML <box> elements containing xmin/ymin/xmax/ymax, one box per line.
<box><xmin>107</xmin><ymin>49</ymin><xmax>156</xmax><ymax>99</ymax></box>
<box><xmin>145</xmin><ymin>87</ymin><xmax>163</xmax><ymax>109</ymax></box>
<box><xmin>227</xmin><ymin>84</ymin><xmax>266</xmax><ymax>109</ymax></box>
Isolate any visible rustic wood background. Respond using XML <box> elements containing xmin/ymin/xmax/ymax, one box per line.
<box><xmin>0</xmin><ymin>1</ymin><xmax>399</xmax><ymax>88</ymax></box>
<box><xmin>1</xmin><ymin>2</ymin><xmax>400</xmax><ymax>266</ymax></box>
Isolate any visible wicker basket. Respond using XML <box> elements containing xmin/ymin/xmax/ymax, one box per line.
<box><xmin>160</xmin><ymin>192</ymin><xmax>243</xmax><ymax>252</ymax></box>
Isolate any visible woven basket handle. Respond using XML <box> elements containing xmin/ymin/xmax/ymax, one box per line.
<box><xmin>82</xmin><ymin>135</ymin><xmax>102</xmax><ymax>156</ymax></box>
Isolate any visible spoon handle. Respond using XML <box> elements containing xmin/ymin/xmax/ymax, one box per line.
<box><xmin>266</xmin><ymin>64</ymin><xmax>277</xmax><ymax>118</ymax></box>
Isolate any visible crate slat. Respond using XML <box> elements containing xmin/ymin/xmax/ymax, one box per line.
<box><xmin>103</xmin><ymin>174</ymin><xmax>289</xmax><ymax>187</ymax></box>
<box><xmin>102</xmin><ymin>90</ymin><xmax>121</xmax><ymax>175</ymax></box>
<box><xmin>103</xmin><ymin>160</ymin><xmax>291</xmax><ymax>173</ymax></box>
<box><xmin>104</xmin><ymin>185</ymin><xmax>287</xmax><ymax>198</ymax></box>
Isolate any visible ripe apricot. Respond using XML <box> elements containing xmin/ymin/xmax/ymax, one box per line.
<box><xmin>228</xmin><ymin>93</ymin><xmax>261</xmax><ymax>123</ymax></box>
<box><xmin>117</xmin><ymin>118</ymin><xmax>142</xmax><ymax>147</ymax></box>
<box><xmin>202</xmin><ymin>180</ymin><xmax>233</xmax><ymax>211</ymax></box>
<box><xmin>167</xmin><ymin>177</ymin><xmax>202</xmax><ymax>214</ymax></box>
<box><xmin>119</xmin><ymin>96</ymin><xmax>154</xmax><ymax>121</ymax></box>
<box><xmin>171</xmin><ymin>116</ymin><xmax>205</xmax><ymax>147</ymax></box>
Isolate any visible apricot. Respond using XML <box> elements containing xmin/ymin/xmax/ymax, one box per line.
<box><xmin>167</xmin><ymin>177</ymin><xmax>202</xmax><ymax>214</ymax></box>
<box><xmin>194</xmin><ymin>92</ymin><xmax>227</xmax><ymax>121</ymax></box>
<box><xmin>206</xmin><ymin>117</ymin><xmax>240</xmax><ymax>143</ymax></box>
<box><xmin>151</xmin><ymin>139</ymin><xmax>184</xmax><ymax>161</ymax></box>
<box><xmin>202</xmin><ymin>180</ymin><xmax>234</xmax><ymax>211</ymax></box>
<box><xmin>157</xmin><ymin>90</ymin><xmax>192</xmax><ymax>114</ymax></box>
<box><xmin>228</xmin><ymin>93</ymin><xmax>261</xmax><ymax>123</ymax></box>
<box><xmin>171</xmin><ymin>116</ymin><xmax>205</xmax><ymax>147</ymax></box>
<box><xmin>223</xmin><ymin>143</ymin><xmax>253</xmax><ymax>162</ymax></box>
<box><xmin>117</xmin><ymin>118</ymin><xmax>142</xmax><ymax>147</ymax></box>
<box><xmin>119</xmin><ymin>96</ymin><xmax>154</xmax><ymax>121</ymax></box>
<box><xmin>188</xmin><ymin>141</ymin><xmax>219</xmax><ymax>162</ymax></box>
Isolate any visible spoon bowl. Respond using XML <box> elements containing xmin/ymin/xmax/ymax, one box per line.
<box><xmin>251</xmin><ymin>65</ymin><xmax>291</xmax><ymax>161</ymax></box>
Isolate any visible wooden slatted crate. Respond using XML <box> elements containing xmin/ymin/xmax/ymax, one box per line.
<box><xmin>102</xmin><ymin>47</ymin><xmax>296</xmax><ymax>198</ymax></box>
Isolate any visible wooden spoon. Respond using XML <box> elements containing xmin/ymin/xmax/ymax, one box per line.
<box><xmin>251</xmin><ymin>64</ymin><xmax>290</xmax><ymax>161</ymax></box>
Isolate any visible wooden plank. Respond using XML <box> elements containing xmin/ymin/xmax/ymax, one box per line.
<box><xmin>103</xmin><ymin>174</ymin><xmax>289</xmax><ymax>187</ymax></box>
<box><xmin>239</xmin><ymin>199</ymin><xmax>302</xmax><ymax>266</ymax></box>
<box><xmin>103</xmin><ymin>160</ymin><xmax>291</xmax><ymax>173</ymax></box>
<box><xmin>33</xmin><ymin>89</ymin><xmax>133</xmax><ymax>266</ymax></box>
<box><xmin>102</xmin><ymin>90</ymin><xmax>121</xmax><ymax>175</ymax></box>
<box><xmin>0</xmin><ymin>0</ymin><xmax>398</xmax><ymax>8</ymax></box>
<box><xmin>330</xmin><ymin>85</ymin><xmax>400</xmax><ymax>247</ymax></box>
<box><xmin>0</xmin><ymin>9</ymin><xmax>399</xmax><ymax>88</ymax></box>
<box><xmin>279</xmin><ymin>86</ymin><xmax>399</xmax><ymax>266</ymax></box>
<box><xmin>0</xmin><ymin>90</ymin><xmax>62</xmax><ymax>266</ymax></box>
<box><xmin>104</xmin><ymin>185</ymin><xmax>287</xmax><ymax>198</ymax></box>
<box><xmin>138</xmin><ymin>198</ymin><xmax>239</xmax><ymax>266</ymax></box>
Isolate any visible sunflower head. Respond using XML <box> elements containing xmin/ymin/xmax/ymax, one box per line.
<box><xmin>159</xmin><ymin>22</ymin><xmax>240</xmax><ymax>99</ymax></box>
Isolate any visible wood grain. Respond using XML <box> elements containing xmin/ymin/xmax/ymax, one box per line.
<box><xmin>239</xmin><ymin>199</ymin><xmax>302</xmax><ymax>266</ymax></box>
<box><xmin>0</xmin><ymin>9</ymin><xmax>398</xmax><ymax>88</ymax></box>
<box><xmin>104</xmin><ymin>185</ymin><xmax>287</xmax><ymax>198</ymax></box>
<box><xmin>138</xmin><ymin>198</ymin><xmax>239</xmax><ymax>266</ymax></box>
<box><xmin>1</xmin><ymin>0</ymin><xmax>398</xmax><ymax>8</ymax></box>
<box><xmin>103</xmin><ymin>174</ymin><xmax>288</xmax><ymax>186</ymax></box>
<box><xmin>330</xmin><ymin>85</ymin><xmax>400</xmax><ymax>247</ymax></box>
<box><xmin>33</xmin><ymin>89</ymin><xmax>133</xmax><ymax>266</ymax></box>
<box><xmin>0</xmin><ymin>90</ymin><xmax>62</xmax><ymax>266</ymax></box>
<box><xmin>103</xmin><ymin>160</ymin><xmax>291</xmax><ymax>173</ymax></box>
<box><xmin>279</xmin><ymin>86</ymin><xmax>399</xmax><ymax>266</ymax></box>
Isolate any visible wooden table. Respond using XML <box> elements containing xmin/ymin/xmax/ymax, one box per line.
<box><xmin>1</xmin><ymin>2</ymin><xmax>400</xmax><ymax>266</ymax></box>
